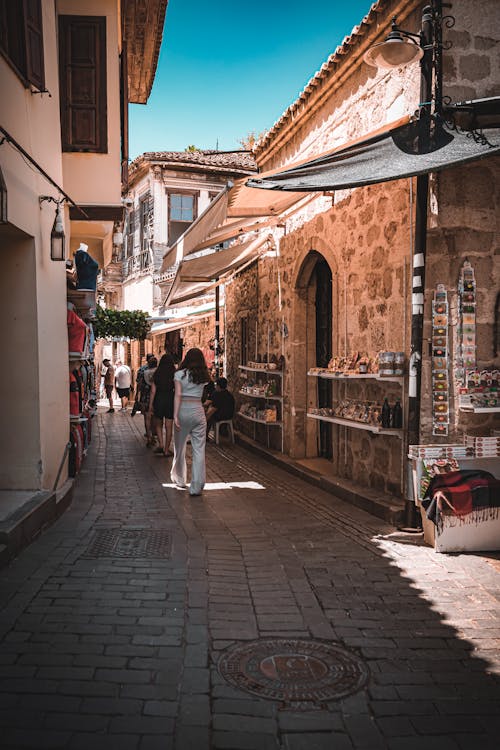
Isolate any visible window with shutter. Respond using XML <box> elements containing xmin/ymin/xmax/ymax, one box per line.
<box><xmin>59</xmin><ymin>15</ymin><xmax>107</xmax><ymax>153</ymax></box>
<box><xmin>0</xmin><ymin>0</ymin><xmax>45</xmax><ymax>90</ymax></box>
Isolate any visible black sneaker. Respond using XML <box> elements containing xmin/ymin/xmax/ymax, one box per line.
<box><xmin>107</xmin><ymin>408</ymin><xmax>115</xmax><ymax>413</ymax></box>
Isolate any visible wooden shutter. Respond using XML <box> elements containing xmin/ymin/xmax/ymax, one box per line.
<box><xmin>59</xmin><ymin>15</ymin><xmax>107</xmax><ymax>153</ymax></box>
<box><xmin>24</xmin><ymin>0</ymin><xmax>44</xmax><ymax>90</ymax></box>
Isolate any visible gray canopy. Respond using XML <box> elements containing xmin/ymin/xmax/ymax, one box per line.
<box><xmin>246</xmin><ymin>117</ymin><xmax>500</xmax><ymax>193</ymax></box>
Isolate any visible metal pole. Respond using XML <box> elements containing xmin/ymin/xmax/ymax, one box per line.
<box><xmin>214</xmin><ymin>282</ymin><xmax>220</xmax><ymax>378</ymax></box>
<box><xmin>405</xmin><ymin>2</ymin><xmax>437</xmax><ymax>528</ymax></box>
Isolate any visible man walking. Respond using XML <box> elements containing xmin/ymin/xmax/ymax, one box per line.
<box><xmin>114</xmin><ymin>360</ymin><xmax>132</xmax><ymax>411</ymax></box>
<box><xmin>102</xmin><ymin>358</ymin><xmax>115</xmax><ymax>413</ymax></box>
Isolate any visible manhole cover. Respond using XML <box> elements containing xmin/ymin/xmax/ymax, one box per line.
<box><xmin>82</xmin><ymin>529</ymin><xmax>172</xmax><ymax>559</ymax></box>
<box><xmin>218</xmin><ymin>638</ymin><xmax>369</xmax><ymax>708</ymax></box>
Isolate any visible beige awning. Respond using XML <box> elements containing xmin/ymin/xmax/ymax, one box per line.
<box><xmin>160</xmin><ymin>178</ymin><xmax>307</xmax><ymax>272</ymax></box>
<box><xmin>166</xmin><ymin>234</ymin><xmax>271</xmax><ymax>306</ymax></box>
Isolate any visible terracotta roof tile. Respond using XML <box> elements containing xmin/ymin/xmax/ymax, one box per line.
<box><xmin>130</xmin><ymin>150</ymin><xmax>257</xmax><ymax>177</ymax></box>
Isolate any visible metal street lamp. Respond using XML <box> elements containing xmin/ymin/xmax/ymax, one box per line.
<box><xmin>364</xmin><ymin>0</ymin><xmax>454</xmax><ymax>528</ymax></box>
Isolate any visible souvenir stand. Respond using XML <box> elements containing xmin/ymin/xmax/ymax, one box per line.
<box><xmin>66</xmin><ymin>254</ymin><xmax>98</xmax><ymax>479</ymax></box>
<box><xmin>409</xmin><ymin>263</ymin><xmax>500</xmax><ymax>552</ymax></box>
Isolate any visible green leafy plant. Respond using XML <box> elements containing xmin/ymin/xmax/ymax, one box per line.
<box><xmin>93</xmin><ymin>307</ymin><xmax>150</xmax><ymax>341</ymax></box>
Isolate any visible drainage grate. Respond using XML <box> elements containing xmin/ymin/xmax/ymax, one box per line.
<box><xmin>218</xmin><ymin>638</ymin><xmax>369</xmax><ymax>709</ymax></box>
<box><xmin>82</xmin><ymin>529</ymin><xmax>172</xmax><ymax>559</ymax></box>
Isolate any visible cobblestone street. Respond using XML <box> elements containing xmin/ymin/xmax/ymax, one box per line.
<box><xmin>1</xmin><ymin>409</ymin><xmax>499</xmax><ymax>750</ymax></box>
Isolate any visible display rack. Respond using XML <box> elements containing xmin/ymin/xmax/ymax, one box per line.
<box><xmin>237</xmin><ymin>364</ymin><xmax>284</xmax><ymax>451</ymax></box>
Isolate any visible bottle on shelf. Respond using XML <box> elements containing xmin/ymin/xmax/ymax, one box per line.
<box><xmin>392</xmin><ymin>399</ymin><xmax>403</xmax><ymax>428</ymax></box>
<box><xmin>381</xmin><ymin>398</ymin><xmax>391</xmax><ymax>428</ymax></box>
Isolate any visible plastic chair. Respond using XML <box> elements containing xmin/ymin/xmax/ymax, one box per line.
<box><xmin>214</xmin><ymin>419</ymin><xmax>235</xmax><ymax>445</ymax></box>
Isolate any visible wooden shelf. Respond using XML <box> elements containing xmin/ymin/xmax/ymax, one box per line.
<box><xmin>237</xmin><ymin>412</ymin><xmax>282</xmax><ymax>427</ymax></box>
<box><xmin>307</xmin><ymin>370</ymin><xmax>404</xmax><ymax>384</ymax></box>
<box><xmin>307</xmin><ymin>412</ymin><xmax>404</xmax><ymax>438</ymax></box>
<box><xmin>239</xmin><ymin>390</ymin><xmax>282</xmax><ymax>401</ymax></box>
<box><xmin>459</xmin><ymin>406</ymin><xmax>500</xmax><ymax>413</ymax></box>
<box><xmin>239</xmin><ymin>365</ymin><xmax>283</xmax><ymax>376</ymax></box>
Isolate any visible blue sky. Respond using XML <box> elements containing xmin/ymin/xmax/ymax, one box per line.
<box><xmin>129</xmin><ymin>0</ymin><xmax>374</xmax><ymax>159</ymax></box>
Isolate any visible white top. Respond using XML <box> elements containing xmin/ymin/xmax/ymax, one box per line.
<box><xmin>115</xmin><ymin>364</ymin><xmax>131</xmax><ymax>388</ymax></box>
<box><xmin>174</xmin><ymin>369</ymin><xmax>207</xmax><ymax>398</ymax></box>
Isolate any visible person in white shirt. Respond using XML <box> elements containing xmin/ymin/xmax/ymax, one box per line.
<box><xmin>171</xmin><ymin>348</ymin><xmax>210</xmax><ymax>496</ymax></box>
<box><xmin>114</xmin><ymin>360</ymin><xmax>132</xmax><ymax>411</ymax></box>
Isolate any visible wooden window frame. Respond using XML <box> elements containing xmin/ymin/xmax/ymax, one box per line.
<box><xmin>0</xmin><ymin>0</ymin><xmax>45</xmax><ymax>91</ymax></box>
<box><xmin>58</xmin><ymin>15</ymin><xmax>107</xmax><ymax>153</ymax></box>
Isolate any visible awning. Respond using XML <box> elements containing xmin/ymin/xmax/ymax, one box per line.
<box><xmin>149</xmin><ymin>301</ymin><xmax>221</xmax><ymax>336</ymax></box>
<box><xmin>246</xmin><ymin>118</ymin><xmax>500</xmax><ymax>193</ymax></box>
<box><xmin>166</xmin><ymin>234</ymin><xmax>271</xmax><ymax>306</ymax></box>
<box><xmin>159</xmin><ymin>179</ymin><xmax>307</xmax><ymax>272</ymax></box>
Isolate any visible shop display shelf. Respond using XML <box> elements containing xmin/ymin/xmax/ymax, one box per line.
<box><xmin>307</xmin><ymin>412</ymin><xmax>404</xmax><ymax>437</ymax></box>
<box><xmin>239</xmin><ymin>365</ymin><xmax>283</xmax><ymax>376</ymax></box>
<box><xmin>238</xmin><ymin>390</ymin><xmax>283</xmax><ymax>401</ymax></box>
<box><xmin>459</xmin><ymin>406</ymin><xmax>500</xmax><ymax>413</ymax></box>
<box><xmin>307</xmin><ymin>370</ymin><xmax>404</xmax><ymax>384</ymax></box>
<box><xmin>237</xmin><ymin>411</ymin><xmax>282</xmax><ymax>426</ymax></box>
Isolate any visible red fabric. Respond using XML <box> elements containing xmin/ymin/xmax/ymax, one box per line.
<box><xmin>70</xmin><ymin>424</ymin><xmax>83</xmax><ymax>474</ymax></box>
<box><xmin>67</xmin><ymin>309</ymin><xmax>87</xmax><ymax>354</ymax></box>
<box><xmin>431</xmin><ymin>471</ymin><xmax>500</xmax><ymax>516</ymax></box>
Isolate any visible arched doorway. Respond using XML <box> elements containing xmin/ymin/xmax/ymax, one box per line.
<box><xmin>289</xmin><ymin>248</ymin><xmax>336</xmax><ymax>460</ymax></box>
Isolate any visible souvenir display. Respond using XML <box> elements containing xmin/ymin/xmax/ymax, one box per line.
<box><xmin>308</xmin><ymin>352</ymin><xmax>404</xmax><ymax>377</ymax></box>
<box><xmin>309</xmin><ymin>398</ymin><xmax>402</xmax><ymax>430</ymax></box>
<box><xmin>431</xmin><ymin>284</ymin><xmax>449</xmax><ymax>436</ymax></box>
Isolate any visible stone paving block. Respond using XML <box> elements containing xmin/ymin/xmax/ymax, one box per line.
<box><xmin>212</xmin><ymin>698</ymin><xmax>276</xmax><ymax>718</ymax></box>
<box><xmin>174</xmin><ymin>726</ymin><xmax>210</xmax><ymax>750</ymax></box>
<box><xmin>4</xmin><ymin>728</ymin><xmax>73</xmax><ymax>748</ymax></box>
<box><xmin>282</xmin><ymin>732</ymin><xmax>353</xmax><ymax>750</ymax></box>
<box><xmin>69</xmin><ymin>733</ymin><xmax>141</xmax><ymax>750</ymax></box>
<box><xmin>143</xmin><ymin>699</ymin><xmax>178</xmax><ymax>717</ymax></box>
<box><xmin>212</xmin><ymin>730</ymin><xmax>280</xmax><ymax>749</ymax></box>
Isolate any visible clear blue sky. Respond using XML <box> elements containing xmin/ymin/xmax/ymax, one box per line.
<box><xmin>129</xmin><ymin>0</ymin><xmax>375</xmax><ymax>159</ymax></box>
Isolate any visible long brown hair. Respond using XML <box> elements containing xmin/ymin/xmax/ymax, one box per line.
<box><xmin>153</xmin><ymin>353</ymin><xmax>175</xmax><ymax>389</ymax></box>
<box><xmin>179</xmin><ymin>348</ymin><xmax>210</xmax><ymax>384</ymax></box>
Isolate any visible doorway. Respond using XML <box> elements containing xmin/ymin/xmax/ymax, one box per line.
<box><xmin>314</xmin><ymin>258</ymin><xmax>333</xmax><ymax>458</ymax></box>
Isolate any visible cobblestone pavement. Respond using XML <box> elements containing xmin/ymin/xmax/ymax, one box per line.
<box><xmin>1</xmin><ymin>410</ymin><xmax>499</xmax><ymax>750</ymax></box>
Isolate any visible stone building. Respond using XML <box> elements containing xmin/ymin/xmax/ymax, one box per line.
<box><xmin>101</xmin><ymin>150</ymin><xmax>256</xmax><ymax>371</ymax></box>
<box><xmin>220</xmin><ymin>0</ymin><xmax>500</xmax><ymax>510</ymax></box>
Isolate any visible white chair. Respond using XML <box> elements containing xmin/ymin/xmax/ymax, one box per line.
<box><xmin>214</xmin><ymin>419</ymin><xmax>235</xmax><ymax>445</ymax></box>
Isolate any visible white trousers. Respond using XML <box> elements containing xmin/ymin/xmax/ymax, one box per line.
<box><xmin>171</xmin><ymin>401</ymin><xmax>206</xmax><ymax>495</ymax></box>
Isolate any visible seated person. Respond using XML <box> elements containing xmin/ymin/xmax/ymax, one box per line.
<box><xmin>205</xmin><ymin>377</ymin><xmax>235</xmax><ymax>436</ymax></box>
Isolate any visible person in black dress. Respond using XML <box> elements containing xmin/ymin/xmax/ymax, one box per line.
<box><xmin>149</xmin><ymin>353</ymin><xmax>176</xmax><ymax>456</ymax></box>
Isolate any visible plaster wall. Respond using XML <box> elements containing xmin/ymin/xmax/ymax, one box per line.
<box><xmin>0</xmin><ymin>1</ymin><xmax>70</xmax><ymax>491</ymax></box>
<box><xmin>58</xmin><ymin>0</ymin><xmax>122</xmax><ymax>207</ymax></box>
<box><xmin>122</xmin><ymin>275</ymin><xmax>155</xmax><ymax>314</ymax></box>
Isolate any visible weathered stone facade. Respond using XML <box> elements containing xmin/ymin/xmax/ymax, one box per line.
<box><xmin>224</xmin><ymin>0</ymin><xmax>500</xmax><ymax>499</ymax></box>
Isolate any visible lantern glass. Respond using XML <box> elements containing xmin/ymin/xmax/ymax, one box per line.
<box><xmin>50</xmin><ymin>205</ymin><xmax>66</xmax><ymax>261</ymax></box>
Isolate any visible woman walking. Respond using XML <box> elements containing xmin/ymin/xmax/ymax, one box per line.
<box><xmin>149</xmin><ymin>353</ymin><xmax>176</xmax><ymax>456</ymax></box>
<box><xmin>171</xmin><ymin>348</ymin><xmax>210</xmax><ymax>495</ymax></box>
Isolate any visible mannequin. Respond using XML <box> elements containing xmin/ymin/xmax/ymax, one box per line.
<box><xmin>75</xmin><ymin>242</ymin><xmax>99</xmax><ymax>291</ymax></box>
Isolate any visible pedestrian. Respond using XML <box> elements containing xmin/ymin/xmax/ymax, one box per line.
<box><xmin>205</xmin><ymin>377</ymin><xmax>235</xmax><ymax>437</ymax></box>
<box><xmin>141</xmin><ymin>356</ymin><xmax>157</xmax><ymax>446</ymax></box>
<box><xmin>132</xmin><ymin>353</ymin><xmax>154</xmax><ymax>417</ymax></box>
<box><xmin>171</xmin><ymin>348</ymin><xmax>211</xmax><ymax>496</ymax></box>
<box><xmin>102</xmin><ymin>358</ymin><xmax>115</xmax><ymax>413</ymax></box>
<box><xmin>149</xmin><ymin>353</ymin><xmax>176</xmax><ymax>456</ymax></box>
<box><xmin>114</xmin><ymin>360</ymin><xmax>132</xmax><ymax>411</ymax></box>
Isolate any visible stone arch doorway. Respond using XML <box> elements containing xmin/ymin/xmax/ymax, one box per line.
<box><xmin>289</xmin><ymin>248</ymin><xmax>337</xmax><ymax>460</ymax></box>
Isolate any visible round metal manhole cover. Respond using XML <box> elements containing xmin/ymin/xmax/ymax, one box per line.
<box><xmin>217</xmin><ymin>638</ymin><xmax>369</xmax><ymax>708</ymax></box>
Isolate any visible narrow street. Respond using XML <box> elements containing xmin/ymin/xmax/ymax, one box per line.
<box><xmin>0</xmin><ymin>409</ymin><xmax>499</xmax><ymax>750</ymax></box>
